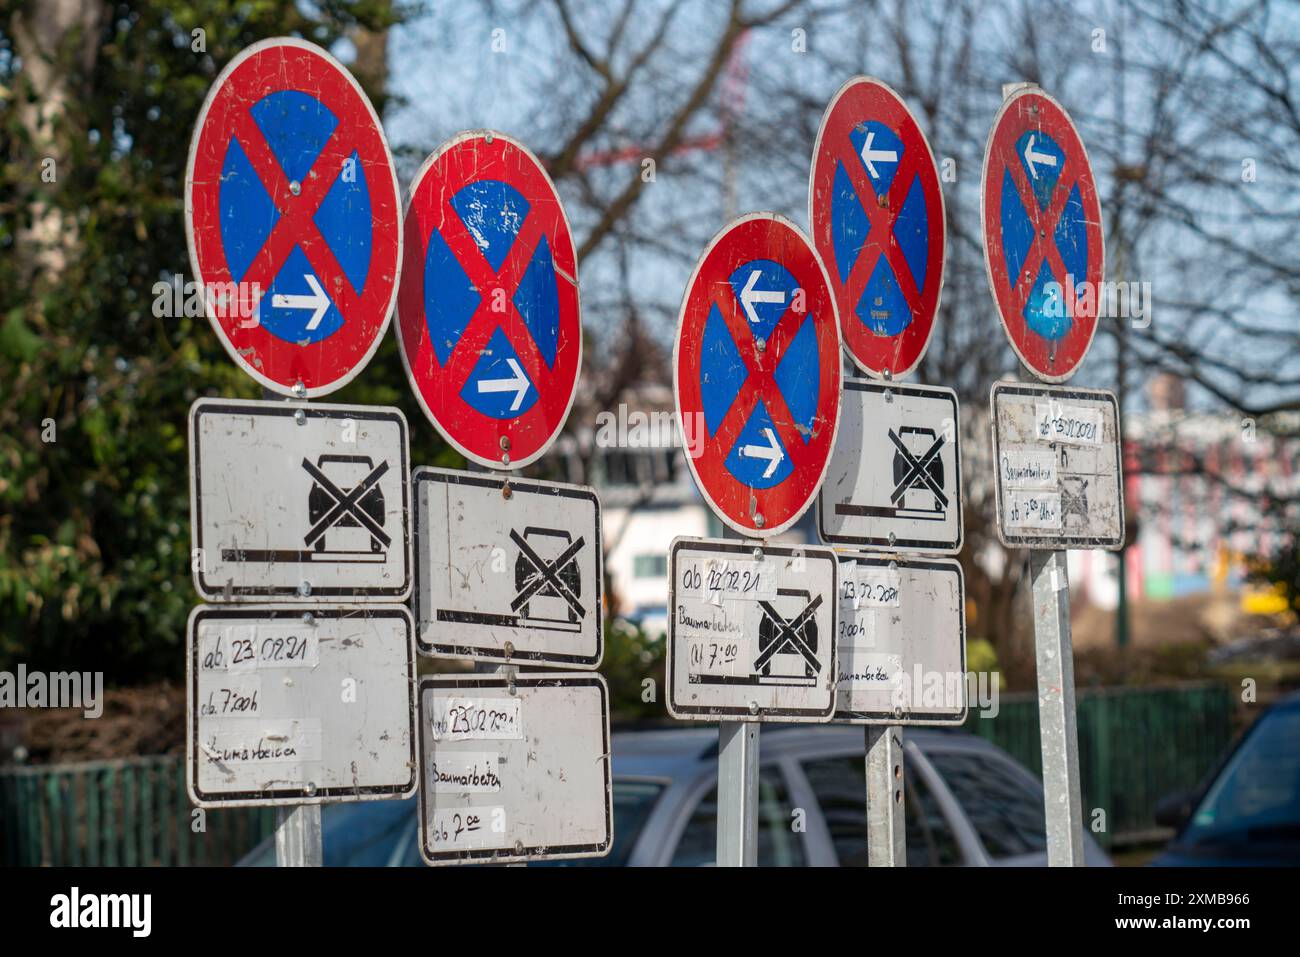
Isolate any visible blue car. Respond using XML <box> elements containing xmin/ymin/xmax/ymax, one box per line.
<box><xmin>1151</xmin><ymin>690</ymin><xmax>1300</xmax><ymax>866</ymax></box>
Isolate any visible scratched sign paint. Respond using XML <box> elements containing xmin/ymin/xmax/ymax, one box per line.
<box><xmin>809</xmin><ymin>76</ymin><xmax>947</xmax><ymax>379</ymax></box>
<box><xmin>673</xmin><ymin>213</ymin><xmax>842</xmax><ymax>537</ymax></box>
<box><xmin>990</xmin><ymin>381</ymin><xmax>1125</xmax><ymax>549</ymax></box>
<box><xmin>412</xmin><ymin>467</ymin><xmax>603</xmax><ymax>668</ymax></box>
<box><xmin>187</xmin><ymin>605</ymin><xmax>417</xmax><ymax>808</ymax></box>
<box><xmin>396</xmin><ymin>131</ymin><xmax>582</xmax><ymax>470</ymax></box>
<box><xmin>417</xmin><ymin>674</ymin><xmax>612</xmax><ymax>865</ymax></box>
<box><xmin>833</xmin><ymin>554</ymin><xmax>967</xmax><ymax>725</ymax></box>
<box><xmin>188</xmin><ymin>397</ymin><xmax>412</xmax><ymax>601</ymax></box>
<box><xmin>185</xmin><ymin>38</ymin><xmax>402</xmax><ymax>397</ymax></box>
<box><xmin>981</xmin><ymin>88</ymin><xmax>1104</xmax><ymax>383</ymax></box>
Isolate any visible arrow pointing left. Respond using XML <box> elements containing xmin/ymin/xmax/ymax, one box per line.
<box><xmin>859</xmin><ymin>130</ymin><xmax>899</xmax><ymax>179</ymax></box>
<box><xmin>271</xmin><ymin>274</ymin><xmax>330</xmax><ymax>330</ymax></box>
<box><xmin>1023</xmin><ymin>134</ymin><xmax>1058</xmax><ymax>180</ymax></box>
<box><xmin>740</xmin><ymin>269</ymin><xmax>785</xmax><ymax>324</ymax></box>
<box><xmin>476</xmin><ymin>357</ymin><xmax>531</xmax><ymax>412</ymax></box>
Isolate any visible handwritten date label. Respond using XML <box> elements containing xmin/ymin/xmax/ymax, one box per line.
<box><xmin>199</xmin><ymin>624</ymin><xmax>320</xmax><ymax>673</ymax></box>
<box><xmin>429</xmin><ymin>697</ymin><xmax>523</xmax><ymax>742</ymax></box>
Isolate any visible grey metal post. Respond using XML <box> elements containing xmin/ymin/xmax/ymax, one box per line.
<box><xmin>858</xmin><ymin>374</ymin><xmax>907</xmax><ymax>867</ymax></box>
<box><xmin>275</xmin><ymin>803</ymin><xmax>323</xmax><ymax>867</ymax></box>
<box><xmin>716</xmin><ymin>720</ymin><xmax>760</xmax><ymax>866</ymax></box>
<box><xmin>1029</xmin><ymin>549</ymin><xmax>1085</xmax><ymax>866</ymax></box>
<box><xmin>865</xmin><ymin>725</ymin><xmax>906</xmax><ymax>866</ymax></box>
<box><xmin>261</xmin><ymin>382</ymin><xmax>325</xmax><ymax>868</ymax></box>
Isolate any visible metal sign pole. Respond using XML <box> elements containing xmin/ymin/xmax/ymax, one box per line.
<box><xmin>861</xmin><ymin>368</ymin><xmax>907</xmax><ymax>867</ymax></box>
<box><xmin>265</xmin><ymin>381</ymin><xmax>326</xmax><ymax>869</ymax></box>
<box><xmin>275</xmin><ymin>804</ymin><xmax>323</xmax><ymax>867</ymax></box>
<box><xmin>1029</xmin><ymin>549</ymin><xmax>1085</xmax><ymax>865</ymax></box>
<box><xmin>716</xmin><ymin>720</ymin><xmax>759</xmax><ymax>866</ymax></box>
<box><xmin>865</xmin><ymin>725</ymin><xmax>906</xmax><ymax>866</ymax></box>
<box><xmin>714</xmin><ymin>527</ymin><xmax>763</xmax><ymax>868</ymax></box>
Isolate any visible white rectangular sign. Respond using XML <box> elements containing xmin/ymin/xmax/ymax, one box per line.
<box><xmin>818</xmin><ymin>380</ymin><xmax>963</xmax><ymax>554</ymax></box>
<box><xmin>417</xmin><ymin>674</ymin><xmax>612</xmax><ymax>865</ymax></box>
<box><xmin>990</xmin><ymin>382</ymin><xmax>1125</xmax><ymax>549</ymax></box>
<box><xmin>667</xmin><ymin>538</ymin><xmax>838</xmax><ymax>722</ymax></box>
<box><xmin>189</xmin><ymin>398</ymin><xmax>411</xmax><ymax>601</ymax></box>
<box><xmin>834</xmin><ymin>554</ymin><xmax>967</xmax><ymax>725</ymax></box>
<box><xmin>187</xmin><ymin>605</ymin><xmax>417</xmax><ymax>808</ymax></box>
<box><xmin>413</xmin><ymin>468</ymin><xmax>602</xmax><ymax>668</ymax></box>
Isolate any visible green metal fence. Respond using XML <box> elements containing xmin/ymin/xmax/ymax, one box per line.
<box><xmin>964</xmin><ymin>682</ymin><xmax>1237</xmax><ymax>847</ymax></box>
<box><xmin>0</xmin><ymin>683</ymin><xmax>1238</xmax><ymax>863</ymax></box>
<box><xmin>0</xmin><ymin>755</ymin><xmax>276</xmax><ymax>866</ymax></box>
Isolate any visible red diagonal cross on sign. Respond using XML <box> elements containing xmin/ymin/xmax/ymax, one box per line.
<box><xmin>833</xmin><ymin>135</ymin><xmax>926</xmax><ymax>318</ymax></box>
<box><xmin>980</xmin><ymin>87</ymin><xmax>1104</xmax><ymax>384</ymax></box>
<box><xmin>809</xmin><ymin>77</ymin><xmax>947</xmax><ymax>380</ymax></box>
<box><xmin>673</xmin><ymin>213</ymin><xmax>842</xmax><ymax>538</ymax></box>
<box><xmin>395</xmin><ymin>132</ymin><xmax>582</xmax><ymax>471</ymax></box>
<box><xmin>185</xmin><ymin>38</ymin><xmax>402</xmax><ymax>398</ymax></box>
<box><xmin>427</xmin><ymin>195</ymin><xmax>561</xmax><ymax>397</ymax></box>
<box><xmin>221</xmin><ymin>101</ymin><xmax>364</xmax><ymax>317</ymax></box>
<box><xmin>1000</xmin><ymin>151</ymin><xmax>1082</xmax><ymax>318</ymax></box>
<box><xmin>706</xmin><ymin>289</ymin><xmax>819</xmax><ymax>477</ymax></box>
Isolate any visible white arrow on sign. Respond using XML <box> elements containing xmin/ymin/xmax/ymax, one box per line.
<box><xmin>740</xmin><ymin>269</ymin><xmax>785</xmax><ymax>324</ymax></box>
<box><xmin>1023</xmin><ymin>134</ymin><xmax>1058</xmax><ymax>180</ymax></box>
<box><xmin>477</xmin><ymin>357</ymin><xmax>530</xmax><ymax>412</ymax></box>
<box><xmin>859</xmin><ymin>130</ymin><xmax>898</xmax><ymax>179</ymax></box>
<box><xmin>741</xmin><ymin>427</ymin><xmax>784</xmax><ymax>479</ymax></box>
<box><xmin>271</xmin><ymin>274</ymin><xmax>330</xmax><ymax>330</ymax></box>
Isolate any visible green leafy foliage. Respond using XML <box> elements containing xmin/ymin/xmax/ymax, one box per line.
<box><xmin>0</xmin><ymin>2</ymin><xmax>448</xmax><ymax>682</ymax></box>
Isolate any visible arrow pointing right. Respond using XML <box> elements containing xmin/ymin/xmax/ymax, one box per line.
<box><xmin>476</xmin><ymin>357</ymin><xmax>530</xmax><ymax>412</ymax></box>
<box><xmin>741</xmin><ymin>427</ymin><xmax>784</xmax><ymax>479</ymax></box>
<box><xmin>1023</xmin><ymin>133</ymin><xmax>1058</xmax><ymax>180</ymax></box>
<box><xmin>271</xmin><ymin>274</ymin><xmax>330</xmax><ymax>330</ymax></box>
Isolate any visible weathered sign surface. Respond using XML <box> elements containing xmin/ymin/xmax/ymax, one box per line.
<box><xmin>667</xmin><ymin>538</ymin><xmax>839</xmax><ymax>721</ymax></box>
<box><xmin>186</xmin><ymin>37</ymin><xmax>402</xmax><ymax>397</ymax></box>
<box><xmin>673</xmin><ymin>213</ymin><xmax>842</xmax><ymax>537</ymax></box>
<box><xmin>833</xmin><ymin>553</ymin><xmax>966</xmax><ymax>725</ymax></box>
<box><xmin>417</xmin><ymin>673</ymin><xmax>612</xmax><ymax>865</ymax></box>
<box><xmin>187</xmin><ymin>605</ymin><xmax>417</xmax><ymax>807</ymax></box>
<box><xmin>818</xmin><ymin>379</ymin><xmax>962</xmax><ymax>554</ymax></box>
<box><xmin>413</xmin><ymin>467</ymin><xmax>602</xmax><ymax>668</ymax></box>
<box><xmin>396</xmin><ymin>131</ymin><xmax>581</xmax><ymax>470</ymax></box>
<box><xmin>189</xmin><ymin>398</ymin><xmax>411</xmax><ymax>601</ymax></box>
<box><xmin>990</xmin><ymin>381</ymin><xmax>1124</xmax><ymax>549</ymax></box>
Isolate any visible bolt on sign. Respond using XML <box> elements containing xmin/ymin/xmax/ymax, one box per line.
<box><xmin>189</xmin><ymin>398</ymin><xmax>411</xmax><ymax>601</ymax></box>
<box><xmin>417</xmin><ymin>674</ymin><xmax>612</xmax><ymax>865</ymax></box>
<box><xmin>396</xmin><ymin>131</ymin><xmax>581</xmax><ymax>470</ymax></box>
<box><xmin>674</xmin><ymin>213</ymin><xmax>842</xmax><ymax>536</ymax></box>
<box><xmin>187</xmin><ymin>605</ymin><xmax>417</xmax><ymax>808</ymax></box>
<box><xmin>186</xmin><ymin>38</ymin><xmax>402</xmax><ymax>397</ymax></box>
<box><xmin>667</xmin><ymin>538</ymin><xmax>839</xmax><ymax>721</ymax></box>
<box><xmin>990</xmin><ymin>381</ymin><xmax>1125</xmax><ymax>549</ymax></box>
<box><xmin>819</xmin><ymin>379</ymin><xmax>963</xmax><ymax>554</ymax></box>
<box><xmin>833</xmin><ymin>554</ymin><xmax>966</xmax><ymax>725</ymax></box>
<box><xmin>981</xmin><ymin>87</ymin><xmax>1104</xmax><ymax>383</ymax></box>
<box><xmin>412</xmin><ymin>467</ymin><xmax>603</xmax><ymax>668</ymax></box>
<box><xmin>809</xmin><ymin>76</ymin><xmax>947</xmax><ymax>379</ymax></box>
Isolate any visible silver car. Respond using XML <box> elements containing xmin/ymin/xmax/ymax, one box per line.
<box><xmin>239</xmin><ymin>724</ymin><xmax>1110</xmax><ymax>866</ymax></box>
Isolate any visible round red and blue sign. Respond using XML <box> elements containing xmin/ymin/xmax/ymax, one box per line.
<box><xmin>809</xmin><ymin>76</ymin><xmax>946</xmax><ymax>380</ymax></box>
<box><xmin>185</xmin><ymin>38</ymin><xmax>402</xmax><ymax>397</ymax></box>
<box><xmin>674</xmin><ymin>214</ymin><xmax>842</xmax><ymax>537</ymax></box>
<box><xmin>981</xmin><ymin>86</ymin><xmax>1104</xmax><ymax>383</ymax></box>
<box><xmin>396</xmin><ymin>131</ymin><xmax>581</xmax><ymax>470</ymax></box>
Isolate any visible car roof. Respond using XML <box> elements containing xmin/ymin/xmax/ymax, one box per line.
<box><xmin>611</xmin><ymin>723</ymin><xmax>1010</xmax><ymax>779</ymax></box>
